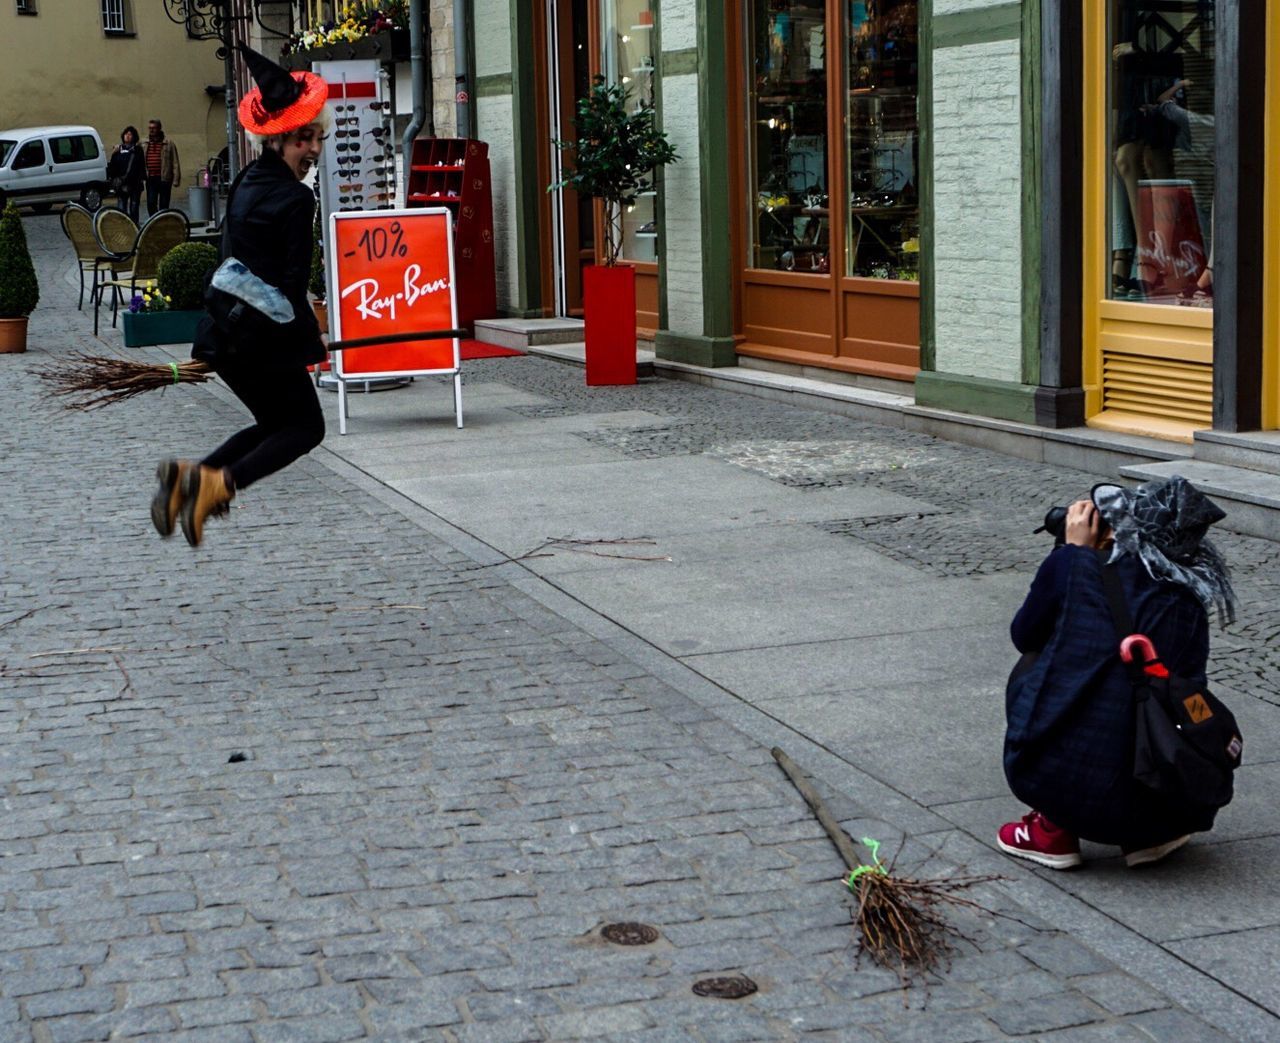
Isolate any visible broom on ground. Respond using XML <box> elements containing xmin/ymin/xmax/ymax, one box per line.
<box><xmin>41</xmin><ymin>330</ymin><xmax>469</xmax><ymax>412</ymax></box>
<box><xmin>771</xmin><ymin>747</ymin><xmax>1005</xmax><ymax>986</ymax></box>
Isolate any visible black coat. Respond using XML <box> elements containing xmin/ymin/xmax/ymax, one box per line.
<box><xmin>192</xmin><ymin>148</ymin><xmax>324</xmax><ymax>370</ymax></box>
<box><xmin>107</xmin><ymin>145</ymin><xmax>145</xmax><ymax>193</ymax></box>
<box><xmin>1004</xmin><ymin>546</ymin><xmax>1214</xmax><ymax>846</ymax></box>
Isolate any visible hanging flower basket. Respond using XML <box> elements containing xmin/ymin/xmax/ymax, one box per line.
<box><xmin>282</xmin><ymin>29</ymin><xmax>409</xmax><ymax>70</ymax></box>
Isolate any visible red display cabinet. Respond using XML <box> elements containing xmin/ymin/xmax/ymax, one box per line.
<box><xmin>406</xmin><ymin>138</ymin><xmax>497</xmax><ymax>333</ymax></box>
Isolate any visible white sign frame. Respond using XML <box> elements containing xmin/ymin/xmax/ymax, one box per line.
<box><xmin>328</xmin><ymin>207</ymin><xmax>463</xmax><ymax>435</ymax></box>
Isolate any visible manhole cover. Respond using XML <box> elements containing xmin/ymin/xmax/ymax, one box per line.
<box><xmin>692</xmin><ymin>975</ymin><xmax>758</xmax><ymax>999</ymax></box>
<box><xmin>600</xmin><ymin>922</ymin><xmax>660</xmax><ymax>946</ymax></box>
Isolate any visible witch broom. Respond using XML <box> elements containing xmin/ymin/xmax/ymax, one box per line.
<box><xmin>41</xmin><ymin>330</ymin><xmax>465</xmax><ymax>411</ymax></box>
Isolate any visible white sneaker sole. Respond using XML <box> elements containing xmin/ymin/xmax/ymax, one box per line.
<box><xmin>1124</xmin><ymin>834</ymin><xmax>1190</xmax><ymax>868</ymax></box>
<box><xmin>997</xmin><ymin>837</ymin><xmax>1083</xmax><ymax>870</ymax></box>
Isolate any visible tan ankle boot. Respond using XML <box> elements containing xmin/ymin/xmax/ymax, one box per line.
<box><xmin>179</xmin><ymin>465</ymin><xmax>235</xmax><ymax>547</ymax></box>
<box><xmin>150</xmin><ymin>459</ymin><xmax>194</xmax><ymax>538</ymax></box>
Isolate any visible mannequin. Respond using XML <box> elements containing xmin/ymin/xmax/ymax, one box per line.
<box><xmin>1110</xmin><ymin>9</ymin><xmax>1183</xmax><ymax>298</ymax></box>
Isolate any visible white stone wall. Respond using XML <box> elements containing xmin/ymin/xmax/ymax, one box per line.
<box><xmin>478</xmin><ymin>92</ymin><xmax>518</xmax><ymax>311</ymax></box>
<box><xmin>933</xmin><ymin>0</ymin><xmax>1013</xmax><ymax>14</ymax></box>
<box><xmin>660</xmin><ymin>1</ymin><xmax>697</xmax><ymax>52</ymax></box>
<box><xmin>660</xmin><ymin>73</ymin><xmax>704</xmax><ymax>336</ymax></box>
<box><xmin>932</xmin><ymin>37</ymin><xmax>1024</xmax><ymax>383</ymax></box>
<box><xmin>659</xmin><ymin>0</ymin><xmax>706</xmax><ymax>337</ymax></box>
<box><xmin>471</xmin><ymin>0</ymin><xmax>518</xmax><ymax>310</ymax></box>
<box><xmin>430</xmin><ymin>0</ymin><xmax>456</xmax><ymax>138</ymax></box>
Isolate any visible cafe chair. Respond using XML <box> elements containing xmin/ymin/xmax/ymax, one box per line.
<box><xmin>60</xmin><ymin>203</ymin><xmax>116</xmax><ymax>311</ymax></box>
<box><xmin>100</xmin><ymin>209</ymin><xmax>190</xmax><ymax>332</ymax></box>
<box><xmin>91</xmin><ymin>208</ymin><xmax>141</xmax><ymax>336</ymax></box>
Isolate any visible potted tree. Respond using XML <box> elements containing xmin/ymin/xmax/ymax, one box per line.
<box><xmin>122</xmin><ymin>242</ymin><xmax>218</xmax><ymax>347</ymax></box>
<box><xmin>0</xmin><ymin>200</ymin><xmax>39</xmax><ymax>354</ymax></box>
<box><xmin>552</xmin><ymin>77</ymin><xmax>678</xmax><ymax>385</ymax></box>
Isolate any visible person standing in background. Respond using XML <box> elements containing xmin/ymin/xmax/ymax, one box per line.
<box><xmin>144</xmin><ymin>118</ymin><xmax>181</xmax><ymax>216</ymax></box>
<box><xmin>107</xmin><ymin>126</ymin><xmax>146</xmax><ymax>221</ymax></box>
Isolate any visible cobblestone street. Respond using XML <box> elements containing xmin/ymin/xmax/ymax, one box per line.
<box><xmin>2</xmin><ymin>217</ymin><xmax>1278</xmax><ymax>1041</ymax></box>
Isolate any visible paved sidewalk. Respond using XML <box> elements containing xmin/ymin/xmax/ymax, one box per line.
<box><xmin>1</xmin><ymin>214</ymin><xmax>1277</xmax><ymax>1041</ymax></box>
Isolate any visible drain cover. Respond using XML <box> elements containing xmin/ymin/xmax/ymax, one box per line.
<box><xmin>692</xmin><ymin>975</ymin><xmax>758</xmax><ymax>999</ymax></box>
<box><xmin>601</xmin><ymin>922</ymin><xmax>660</xmax><ymax>946</ymax></box>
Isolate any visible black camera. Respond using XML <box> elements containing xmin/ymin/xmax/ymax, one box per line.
<box><xmin>1034</xmin><ymin>505</ymin><xmax>1069</xmax><ymax>546</ymax></box>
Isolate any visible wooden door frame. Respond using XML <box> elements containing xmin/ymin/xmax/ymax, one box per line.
<box><xmin>536</xmin><ymin>0</ymin><xmax>596</xmax><ymax>318</ymax></box>
<box><xmin>728</xmin><ymin>0</ymin><xmax>920</xmax><ymax>379</ymax></box>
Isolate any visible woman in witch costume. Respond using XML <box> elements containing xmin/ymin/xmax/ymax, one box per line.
<box><xmin>999</xmin><ymin>476</ymin><xmax>1236</xmax><ymax>870</ymax></box>
<box><xmin>151</xmin><ymin>45</ymin><xmax>330</xmax><ymax>547</ymax></box>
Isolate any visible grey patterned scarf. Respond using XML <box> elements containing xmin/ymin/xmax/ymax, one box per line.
<box><xmin>1092</xmin><ymin>476</ymin><xmax>1236</xmax><ymax>625</ymax></box>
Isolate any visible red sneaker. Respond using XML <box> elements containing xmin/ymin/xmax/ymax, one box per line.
<box><xmin>997</xmin><ymin>811</ymin><xmax>1082</xmax><ymax>869</ymax></box>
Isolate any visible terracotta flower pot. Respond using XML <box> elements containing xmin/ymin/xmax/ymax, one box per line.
<box><xmin>0</xmin><ymin>316</ymin><xmax>29</xmax><ymax>354</ymax></box>
<box><xmin>312</xmin><ymin>300</ymin><xmax>329</xmax><ymax>335</ymax></box>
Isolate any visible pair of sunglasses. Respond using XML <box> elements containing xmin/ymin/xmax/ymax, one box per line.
<box><xmin>365</xmin><ymin>127</ymin><xmax>389</xmax><ymax>139</ymax></box>
<box><xmin>335</xmin><ymin>116</ymin><xmax>359</xmax><ymax>127</ymax></box>
<box><xmin>339</xmin><ymin>194</ymin><xmax>364</xmax><ymax>204</ymax></box>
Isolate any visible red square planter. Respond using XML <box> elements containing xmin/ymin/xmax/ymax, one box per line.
<box><xmin>583</xmin><ymin>264</ymin><xmax>637</xmax><ymax>386</ymax></box>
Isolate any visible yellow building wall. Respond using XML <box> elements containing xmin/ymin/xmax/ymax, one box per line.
<box><xmin>0</xmin><ymin>2</ymin><xmax>226</xmax><ymax>200</ymax></box>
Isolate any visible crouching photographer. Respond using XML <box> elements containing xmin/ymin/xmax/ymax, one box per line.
<box><xmin>1000</xmin><ymin>476</ymin><xmax>1238</xmax><ymax>869</ymax></box>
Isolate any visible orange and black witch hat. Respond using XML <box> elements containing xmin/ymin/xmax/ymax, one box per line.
<box><xmin>237</xmin><ymin>44</ymin><xmax>328</xmax><ymax>135</ymax></box>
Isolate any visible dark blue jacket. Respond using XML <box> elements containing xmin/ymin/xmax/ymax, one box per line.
<box><xmin>1004</xmin><ymin>545</ymin><xmax>1215</xmax><ymax>845</ymax></box>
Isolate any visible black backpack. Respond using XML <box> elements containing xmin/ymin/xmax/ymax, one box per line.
<box><xmin>1099</xmin><ymin>565</ymin><xmax>1243</xmax><ymax>811</ymax></box>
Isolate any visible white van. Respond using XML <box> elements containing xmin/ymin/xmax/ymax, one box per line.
<box><xmin>0</xmin><ymin>126</ymin><xmax>109</xmax><ymax>213</ymax></box>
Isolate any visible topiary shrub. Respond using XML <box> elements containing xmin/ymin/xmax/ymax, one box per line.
<box><xmin>156</xmin><ymin>242</ymin><xmax>219</xmax><ymax>311</ymax></box>
<box><xmin>0</xmin><ymin>201</ymin><xmax>39</xmax><ymax>318</ymax></box>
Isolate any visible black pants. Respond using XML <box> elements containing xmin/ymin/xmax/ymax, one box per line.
<box><xmin>117</xmin><ymin>191</ymin><xmax>141</xmax><ymax>223</ymax></box>
<box><xmin>145</xmin><ymin>176</ymin><xmax>172</xmax><ymax>217</ymax></box>
<box><xmin>203</xmin><ymin>360</ymin><xmax>325</xmax><ymax>491</ymax></box>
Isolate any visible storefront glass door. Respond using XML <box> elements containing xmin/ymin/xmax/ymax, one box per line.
<box><xmin>736</xmin><ymin>0</ymin><xmax>920</xmax><ymax>379</ymax></box>
<box><xmin>601</xmin><ymin>1</ymin><xmax>659</xmax><ymax>265</ymax></box>
<box><xmin>546</xmin><ymin>0</ymin><xmax>596</xmax><ymax>317</ymax></box>
<box><xmin>1084</xmin><ymin>0</ymin><xmax>1216</xmax><ymax>441</ymax></box>
<box><xmin>747</xmin><ymin>0</ymin><xmax>830</xmax><ymax>273</ymax></box>
<box><xmin>845</xmin><ymin>1</ymin><xmax>919</xmax><ymax>282</ymax></box>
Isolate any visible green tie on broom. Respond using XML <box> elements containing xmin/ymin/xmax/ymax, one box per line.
<box><xmin>40</xmin><ymin>329</ymin><xmax>468</xmax><ymax>411</ymax></box>
<box><xmin>771</xmin><ymin>748</ymin><xmax>1009</xmax><ymax>987</ymax></box>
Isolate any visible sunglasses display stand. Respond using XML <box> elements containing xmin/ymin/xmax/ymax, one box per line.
<box><xmin>406</xmin><ymin>137</ymin><xmax>496</xmax><ymax>334</ymax></box>
<box><xmin>312</xmin><ymin>59</ymin><xmax>405</xmax><ymax>393</ymax></box>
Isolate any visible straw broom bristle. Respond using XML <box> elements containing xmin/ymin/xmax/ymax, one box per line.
<box><xmin>851</xmin><ymin>866</ymin><xmax>1001</xmax><ymax>984</ymax></box>
<box><xmin>770</xmin><ymin>747</ymin><xmax>1012</xmax><ymax>990</ymax></box>
<box><xmin>40</xmin><ymin>354</ymin><xmax>214</xmax><ymax>410</ymax></box>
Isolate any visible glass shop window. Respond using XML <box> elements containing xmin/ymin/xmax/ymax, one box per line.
<box><xmin>845</xmin><ymin>1</ymin><xmax>919</xmax><ymax>280</ymax></box>
<box><xmin>1107</xmin><ymin>1</ymin><xmax>1216</xmax><ymax>306</ymax></box>
<box><xmin>601</xmin><ymin>0</ymin><xmax>659</xmax><ymax>263</ymax></box>
<box><xmin>747</xmin><ymin>0</ymin><xmax>830</xmax><ymax>273</ymax></box>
